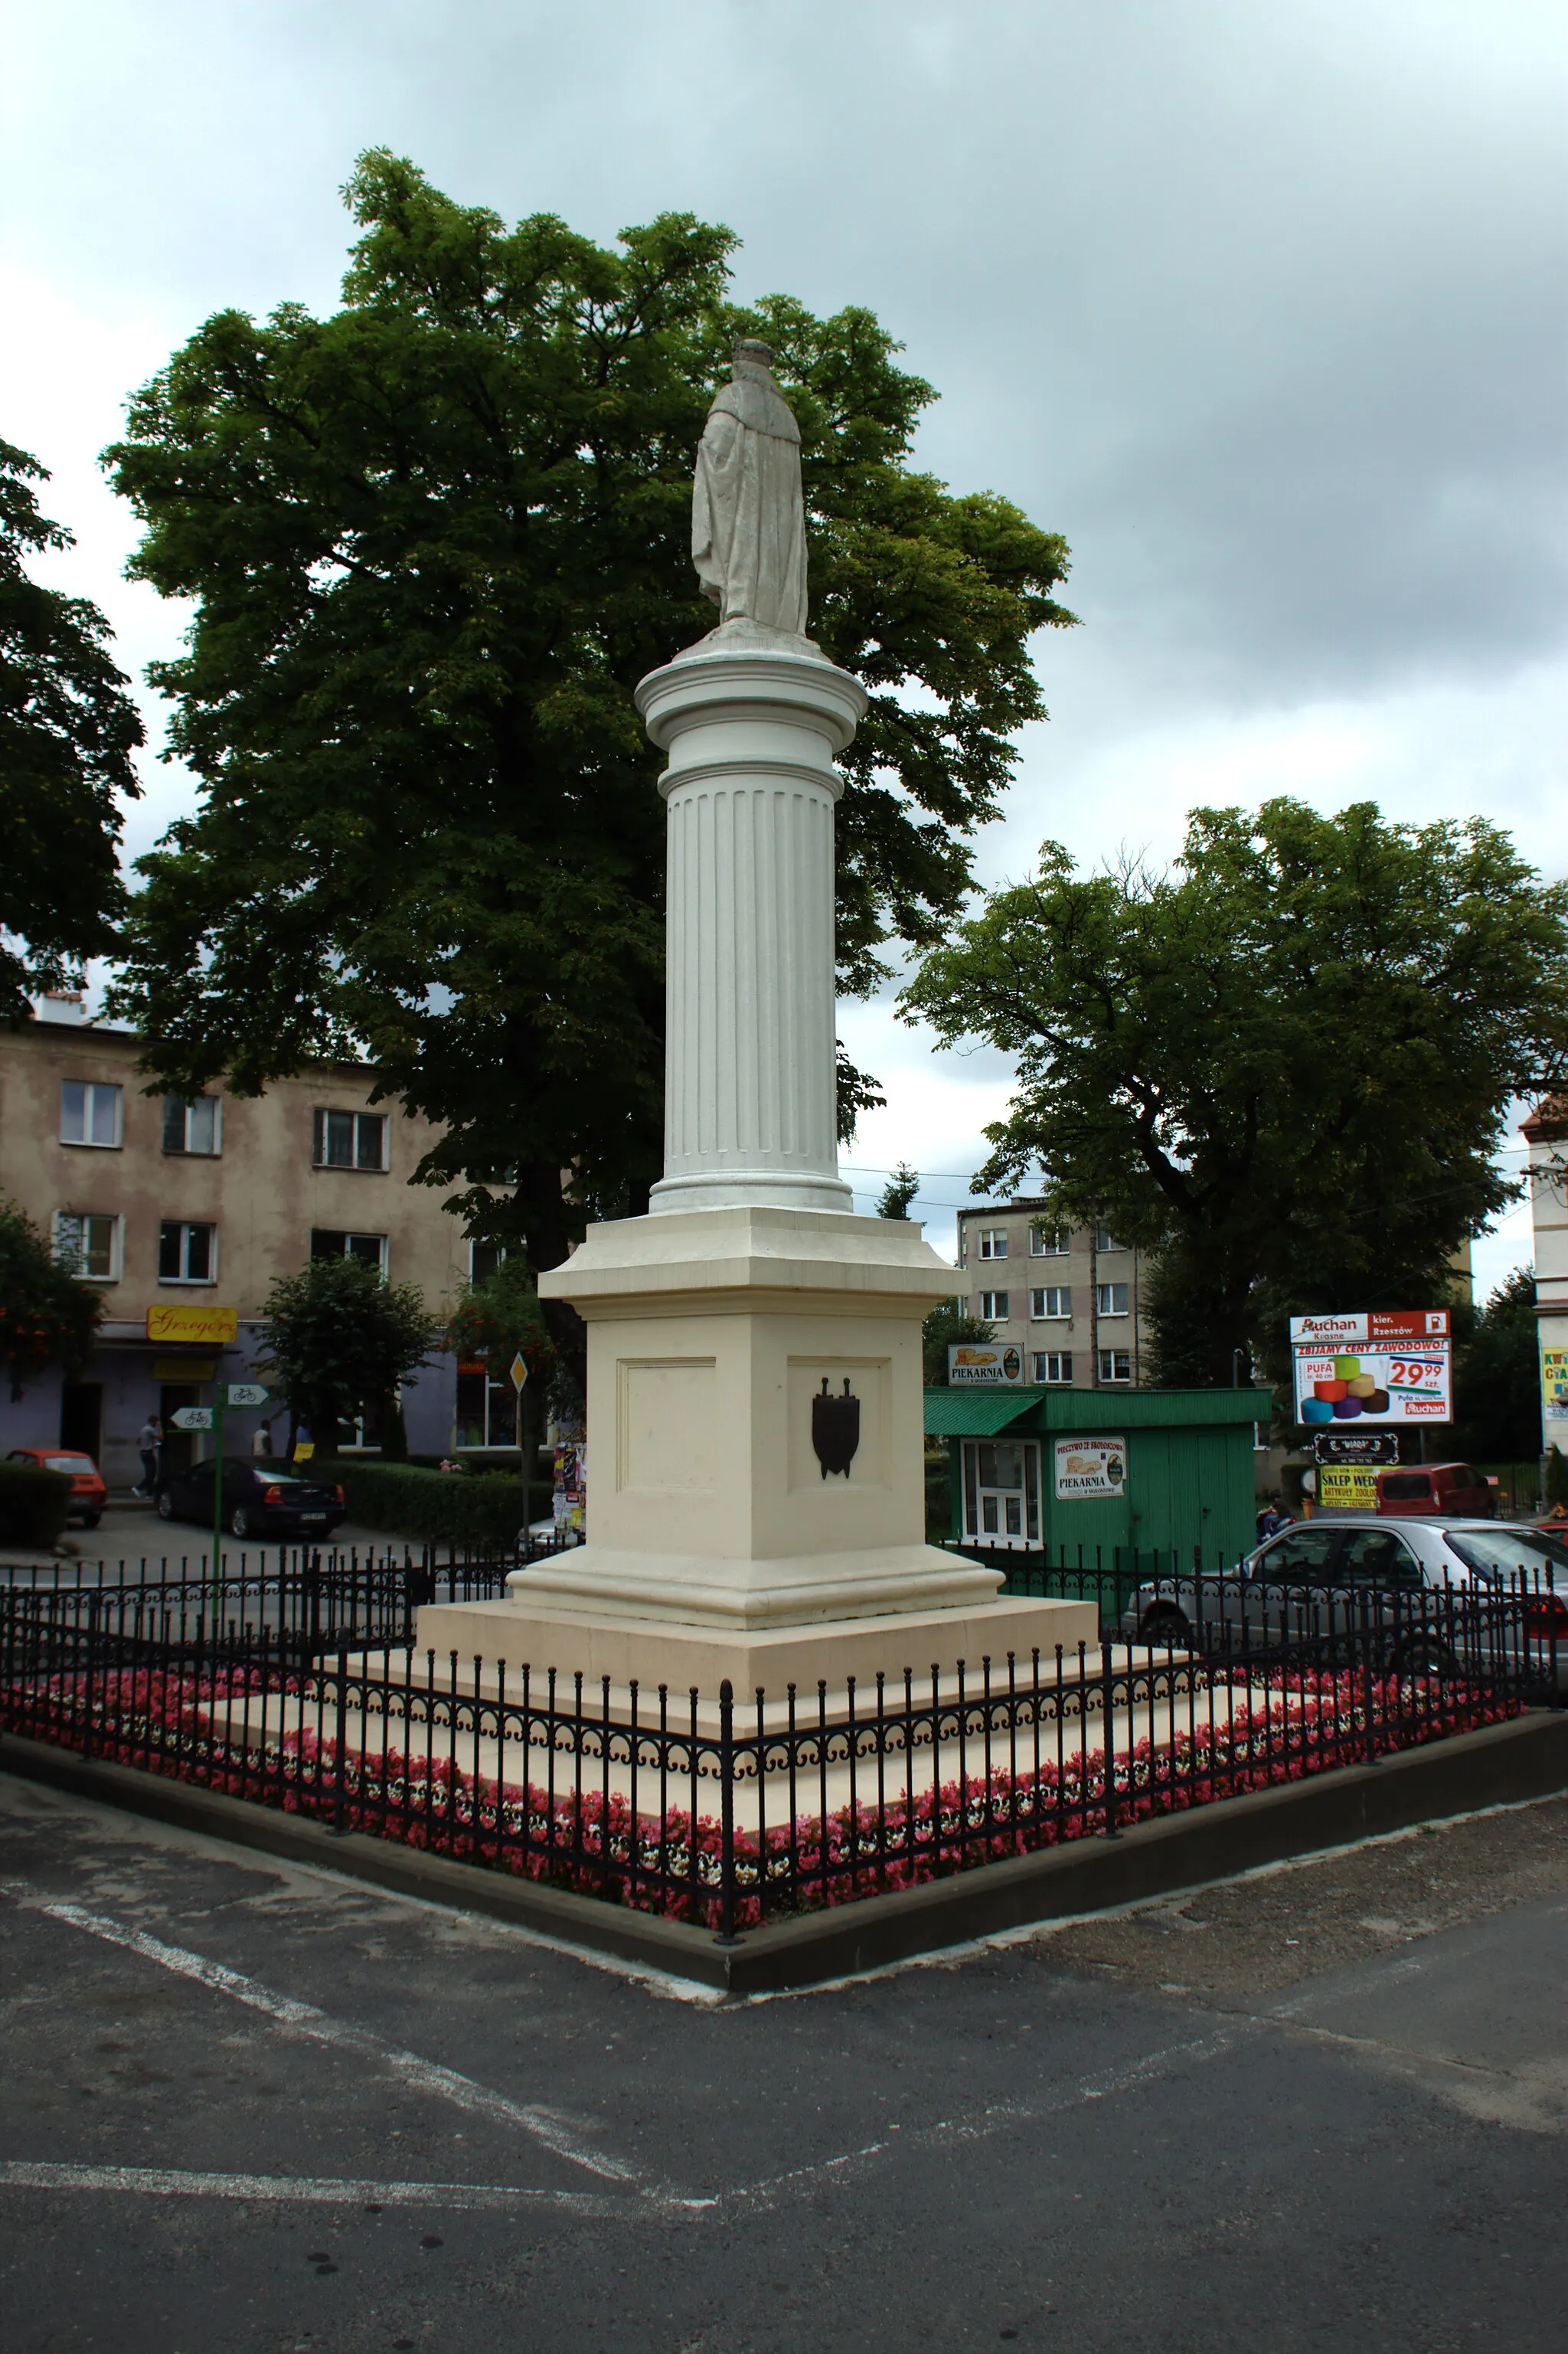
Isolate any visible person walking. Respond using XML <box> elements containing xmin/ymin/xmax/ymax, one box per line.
<box><xmin>136</xmin><ymin>1413</ymin><xmax>162</xmax><ymax>1498</ymax></box>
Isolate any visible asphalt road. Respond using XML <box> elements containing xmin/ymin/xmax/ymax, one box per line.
<box><xmin>0</xmin><ymin>1505</ymin><xmax>449</xmax><ymax>1581</ymax></box>
<box><xmin>2</xmin><ymin>1773</ymin><xmax>1566</xmax><ymax>2354</ymax></box>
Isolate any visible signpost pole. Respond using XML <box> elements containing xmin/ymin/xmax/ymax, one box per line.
<box><xmin>211</xmin><ymin>1383</ymin><xmax>227</xmax><ymax>1610</ymax></box>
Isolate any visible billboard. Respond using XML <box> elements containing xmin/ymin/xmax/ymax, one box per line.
<box><xmin>1054</xmin><ymin>1435</ymin><xmax>1125</xmax><ymax>1499</ymax></box>
<box><xmin>1289</xmin><ymin>1310</ymin><xmax>1451</xmax><ymax>1427</ymax></box>
<box><xmin>145</xmin><ymin>1303</ymin><xmax>239</xmax><ymax>1345</ymax></box>
<box><xmin>948</xmin><ymin>1342</ymin><xmax>1024</xmax><ymax>1387</ymax></box>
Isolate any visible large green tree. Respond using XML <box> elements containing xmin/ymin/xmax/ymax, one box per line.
<box><xmin>903</xmin><ymin>799</ymin><xmax>1568</xmax><ymax>1385</ymax></box>
<box><xmin>104</xmin><ymin>151</ymin><xmax>1072</xmax><ymax>1300</ymax></box>
<box><xmin>1449</xmin><ymin>1266</ymin><xmax>1542</xmax><ymax>1464</ymax></box>
<box><xmin>1</xmin><ymin>440</ymin><xmax>143</xmax><ymax>1018</ymax></box>
<box><xmin>256</xmin><ymin>1254</ymin><xmax>443</xmax><ymax>1455</ymax></box>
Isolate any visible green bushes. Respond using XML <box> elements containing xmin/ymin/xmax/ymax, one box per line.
<box><xmin>315</xmin><ymin>1458</ymin><xmax>534</xmax><ymax>1551</ymax></box>
<box><xmin>0</xmin><ymin>1460</ymin><xmax>73</xmax><ymax>1550</ymax></box>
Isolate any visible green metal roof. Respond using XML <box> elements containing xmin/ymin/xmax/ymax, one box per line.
<box><xmin>925</xmin><ymin>1385</ymin><xmax>1275</xmax><ymax>1437</ymax></box>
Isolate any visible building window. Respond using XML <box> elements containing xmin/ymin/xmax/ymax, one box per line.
<box><xmin>959</xmin><ymin>1438</ymin><xmax>1041</xmax><ymax>1545</ymax></box>
<box><xmin>469</xmin><ymin>1241</ymin><xmax>506</xmax><ymax>1284</ymax></box>
<box><xmin>1095</xmin><ymin>1225</ymin><xmax>1128</xmax><ymax>1252</ymax></box>
<box><xmin>53</xmin><ymin>1211</ymin><xmax>120</xmax><ymax>1281</ymax></box>
<box><xmin>60</xmin><ymin>1081</ymin><xmax>122</xmax><ymax>1148</ymax></box>
<box><xmin>1099</xmin><ymin>1349</ymin><xmax>1132</xmax><ymax>1383</ymax></box>
<box><xmin>1031</xmin><ymin>1286</ymin><xmax>1071</xmax><ymax>1320</ymax></box>
<box><xmin>1030</xmin><ymin>1226</ymin><xmax>1070</xmax><ymax>1256</ymax></box>
<box><xmin>1034</xmin><ymin>1351</ymin><xmax>1073</xmax><ymax>1384</ymax></box>
<box><xmin>162</xmin><ymin>1095</ymin><xmax>221</xmax><ymax>1155</ymax></box>
<box><xmin>1096</xmin><ymin>1282</ymin><xmax>1129</xmax><ymax>1317</ymax></box>
<box><xmin>977</xmin><ymin>1228</ymin><xmax>1008</xmax><ymax>1260</ymax></box>
<box><xmin>454</xmin><ymin>1366</ymin><xmax>516</xmax><ymax>1449</ymax></box>
<box><xmin>311</xmin><ymin>1228</ymin><xmax>387</xmax><ymax>1273</ymax></box>
<box><xmin>976</xmin><ymin>1290</ymin><xmax>1009</xmax><ymax>1321</ymax></box>
<box><xmin>312</xmin><ymin>1109</ymin><xmax>387</xmax><ymax>1171</ymax></box>
<box><xmin>158</xmin><ymin>1220</ymin><xmax>216</xmax><ymax>1283</ymax></box>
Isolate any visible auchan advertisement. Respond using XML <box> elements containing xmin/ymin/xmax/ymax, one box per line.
<box><xmin>1290</xmin><ymin>1311</ymin><xmax>1451</xmax><ymax>1427</ymax></box>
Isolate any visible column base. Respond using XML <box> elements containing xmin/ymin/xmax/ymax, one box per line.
<box><xmin>648</xmin><ymin>1168</ymin><xmax>854</xmax><ymax>1216</ymax></box>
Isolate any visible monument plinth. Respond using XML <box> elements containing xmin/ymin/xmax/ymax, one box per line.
<box><xmin>413</xmin><ymin>343</ymin><xmax>1096</xmax><ymax>1695</ymax></box>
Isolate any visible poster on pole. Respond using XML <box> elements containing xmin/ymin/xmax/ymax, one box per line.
<box><xmin>1544</xmin><ymin>1345</ymin><xmax>1568</xmax><ymax>1436</ymax></box>
<box><xmin>1289</xmin><ymin>1311</ymin><xmax>1451</xmax><ymax>1427</ymax></box>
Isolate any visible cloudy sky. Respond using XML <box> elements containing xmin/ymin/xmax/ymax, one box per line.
<box><xmin>4</xmin><ymin>0</ymin><xmax>1563</xmax><ymax>1287</ymax></box>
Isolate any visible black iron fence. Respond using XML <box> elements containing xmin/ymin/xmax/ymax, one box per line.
<box><xmin>1</xmin><ymin>1567</ymin><xmax>1560</xmax><ymax>1941</ymax></box>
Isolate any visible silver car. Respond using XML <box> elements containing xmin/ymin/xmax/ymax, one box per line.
<box><xmin>1119</xmin><ymin>1514</ymin><xmax>1568</xmax><ymax>1687</ymax></box>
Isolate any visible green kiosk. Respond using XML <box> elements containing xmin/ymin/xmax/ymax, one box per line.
<box><xmin>926</xmin><ymin>1385</ymin><xmax>1275</xmax><ymax>1607</ymax></box>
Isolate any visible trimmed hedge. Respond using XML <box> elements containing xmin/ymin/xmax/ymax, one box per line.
<box><xmin>315</xmin><ymin>1457</ymin><xmax>541</xmax><ymax>1551</ymax></box>
<box><xmin>0</xmin><ymin>1460</ymin><xmax>74</xmax><ymax>1550</ymax></box>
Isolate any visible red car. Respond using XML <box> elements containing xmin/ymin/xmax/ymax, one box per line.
<box><xmin>6</xmin><ymin>1447</ymin><xmax>108</xmax><ymax>1527</ymax></box>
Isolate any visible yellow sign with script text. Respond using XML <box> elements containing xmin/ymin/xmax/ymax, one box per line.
<box><xmin>145</xmin><ymin>1303</ymin><xmax>239</xmax><ymax>1345</ymax></box>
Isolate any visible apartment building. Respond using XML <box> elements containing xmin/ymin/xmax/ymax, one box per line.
<box><xmin>1524</xmin><ymin>1098</ymin><xmax>1568</xmax><ymax>1457</ymax></box>
<box><xmin>0</xmin><ymin>999</ymin><xmax>491</xmax><ymax>1484</ymax></box>
<box><xmin>954</xmin><ymin>1195</ymin><xmax>1149</xmax><ymax>1391</ymax></box>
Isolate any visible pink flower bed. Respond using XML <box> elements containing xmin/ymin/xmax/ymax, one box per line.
<box><xmin>8</xmin><ymin>1663</ymin><xmax>1521</xmax><ymax>1933</ymax></box>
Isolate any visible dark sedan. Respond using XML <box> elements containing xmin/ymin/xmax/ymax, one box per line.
<box><xmin>156</xmin><ymin>1457</ymin><xmax>346</xmax><ymax>1541</ymax></box>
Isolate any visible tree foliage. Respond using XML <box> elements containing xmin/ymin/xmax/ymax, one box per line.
<box><xmin>0</xmin><ymin>440</ymin><xmax>142</xmax><ymax>1018</ymax></box>
<box><xmin>876</xmin><ymin>1162</ymin><xmax>920</xmax><ymax>1220</ymax></box>
<box><xmin>103</xmin><ymin>150</ymin><xmax>1073</xmax><ymax>1286</ymax></box>
<box><xmin>0</xmin><ymin>1198</ymin><xmax>104</xmax><ymax>1399</ymax></box>
<box><xmin>446</xmin><ymin>1257</ymin><xmax>554</xmax><ymax>1378</ymax></box>
<box><xmin>1449</xmin><ymin>1266</ymin><xmax>1542</xmax><ymax>1463</ymax></box>
<box><xmin>903</xmin><ymin>799</ymin><xmax>1568</xmax><ymax>1385</ymax></box>
<box><xmin>256</xmin><ymin>1254</ymin><xmax>443</xmax><ymax>1452</ymax></box>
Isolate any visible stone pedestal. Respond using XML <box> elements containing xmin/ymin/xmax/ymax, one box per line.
<box><xmin>414</xmin><ymin>633</ymin><xmax>1091</xmax><ymax>1697</ymax></box>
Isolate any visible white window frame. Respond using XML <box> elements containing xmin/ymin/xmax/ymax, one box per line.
<box><xmin>310</xmin><ymin>1228</ymin><xmax>389</xmax><ymax>1275</ymax></box>
<box><xmin>59</xmin><ymin>1080</ymin><xmax>122</xmax><ymax>1149</ymax></box>
<box><xmin>959</xmin><ymin>1437</ymin><xmax>1042</xmax><ymax>1550</ymax></box>
<box><xmin>1034</xmin><ymin>1351</ymin><xmax>1073</xmax><ymax>1384</ymax></box>
<box><xmin>162</xmin><ymin>1094</ymin><xmax>223</xmax><ymax>1156</ymax></box>
<box><xmin>1096</xmin><ymin>1282</ymin><xmax>1130</xmax><ymax>1318</ymax></box>
<box><xmin>1099</xmin><ymin>1348</ymin><xmax>1132</xmax><ymax>1384</ymax></box>
<box><xmin>1029</xmin><ymin>1225</ymin><xmax>1070</xmax><ymax>1257</ymax></box>
<box><xmin>312</xmin><ymin>1107</ymin><xmax>390</xmax><ymax>1172</ymax></box>
<box><xmin>158</xmin><ymin>1219</ymin><xmax>218</xmax><ymax>1285</ymax></box>
<box><xmin>1030</xmin><ymin>1286</ymin><xmax>1072</xmax><ymax>1321</ymax></box>
<box><xmin>469</xmin><ymin>1239</ymin><xmax>508</xmax><ymax>1283</ymax></box>
<box><xmin>976</xmin><ymin>1290</ymin><xmax>1010</xmax><ymax>1321</ymax></box>
<box><xmin>1095</xmin><ymin>1226</ymin><xmax>1128</xmax><ymax>1253</ymax></box>
<box><xmin>53</xmin><ymin>1210</ymin><xmax>122</xmax><ymax>1282</ymax></box>
<box><xmin>977</xmin><ymin>1228</ymin><xmax>1008</xmax><ymax>1260</ymax></box>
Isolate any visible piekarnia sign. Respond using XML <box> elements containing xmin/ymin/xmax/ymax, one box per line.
<box><xmin>1054</xmin><ymin>1437</ymin><xmax>1126</xmax><ymax>1499</ymax></box>
<box><xmin>1289</xmin><ymin>1310</ymin><xmax>1452</xmax><ymax>1427</ymax></box>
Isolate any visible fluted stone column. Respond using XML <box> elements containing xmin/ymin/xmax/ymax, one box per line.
<box><xmin>638</xmin><ymin>642</ymin><xmax>861</xmax><ymax>1217</ymax></box>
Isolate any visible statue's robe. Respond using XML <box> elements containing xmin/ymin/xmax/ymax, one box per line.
<box><xmin>691</xmin><ymin>362</ymin><xmax>809</xmax><ymax>636</ymax></box>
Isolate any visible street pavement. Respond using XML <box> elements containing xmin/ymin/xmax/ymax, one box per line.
<box><xmin>2</xmin><ymin>1773</ymin><xmax>1565</xmax><ymax>2352</ymax></box>
<box><xmin>0</xmin><ymin>1503</ymin><xmax>433</xmax><ymax>1583</ymax></box>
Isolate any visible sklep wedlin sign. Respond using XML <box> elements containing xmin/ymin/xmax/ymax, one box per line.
<box><xmin>1290</xmin><ymin>1311</ymin><xmax>1451</xmax><ymax>1427</ymax></box>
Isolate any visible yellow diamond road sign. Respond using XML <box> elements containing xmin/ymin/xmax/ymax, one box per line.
<box><xmin>509</xmin><ymin>1352</ymin><xmax>529</xmax><ymax>1391</ymax></box>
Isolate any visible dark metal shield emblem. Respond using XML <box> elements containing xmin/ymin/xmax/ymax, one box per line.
<box><xmin>812</xmin><ymin>1377</ymin><xmax>860</xmax><ymax>1479</ymax></box>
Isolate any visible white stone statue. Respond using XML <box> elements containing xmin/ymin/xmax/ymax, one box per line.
<box><xmin>691</xmin><ymin>338</ymin><xmax>809</xmax><ymax>637</ymax></box>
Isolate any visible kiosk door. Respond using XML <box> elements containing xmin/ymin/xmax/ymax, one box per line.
<box><xmin>961</xmin><ymin>1440</ymin><xmax>1040</xmax><ymax>1548</ymax></box>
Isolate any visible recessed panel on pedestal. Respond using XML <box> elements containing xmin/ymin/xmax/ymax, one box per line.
<box><xmin>616</xmin><ymin>1357</ymin><xmax>717</xmax><ymax>1493</ymax></box>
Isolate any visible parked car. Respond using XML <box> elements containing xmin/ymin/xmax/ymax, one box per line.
<box><xmin>6</xmin><ymin>1447</ymin><xmax>108</xmax><ymax>1527</ymax></box>
<box><xmin>1373</xmin><ymin>1461</ymin><xmax>1494</xmax><ymax>1519</ymax></box>
<box><xmin>156</xmin><ymin>1456</ymin><xmax>346</xmax><ymax>1541</ymax></box>
<box><xmin>1119</xmin><ymin>1513</ymin><xmax>1567</xmax><ymax>1687</ymax></box>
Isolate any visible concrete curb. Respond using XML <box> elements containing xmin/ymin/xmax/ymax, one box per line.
<box><xmin>4</xmin><ymin>1712</ymin><xmax>1566</xmax><ymax>1996</ymax></box>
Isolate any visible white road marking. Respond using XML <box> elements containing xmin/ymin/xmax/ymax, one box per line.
<box><xmin>0</xmin><ymin>1881</ymin><xmax>639</xmax><ymax>2184</ymax></box>
<box><xmin>0</xmin><ymin>2161</ymin><xmax>626</xmax><ymax>2212</ymax></box>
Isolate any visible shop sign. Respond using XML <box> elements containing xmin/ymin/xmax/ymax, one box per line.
<box><xmin>1318</xmin><ymin>1464</ymin><xmax>1381</xmax><ymax>1509</ymax></box>
<box><xmin>152</xmin><ymin>1356</ymin><xmax>217</xmax><ymax>1382</ymax></box>
<box><xmin>1544</xmin><ymin>1346</ymin><xmax>1568</xmax><ymax>1430</ymax></box>
<box><xmin>145</xmin><ymin>1303</ymin><xmax>239</xmax><ymax>1345</ymax></box>
<box><xmin>1054</xmin><ymin>1435</ymin><xmax>1125</xmax><ymax>1499</ymax></box>
<box><xmin>1289</xmin><ymin>1310</ymin><xmax>1451</xmax><ymax>1427</ymax></box>
<box><xmin>947</xmin><ymin>1343</ymin><xmax>1024</xmax><ymax>1387</ymax></box>
<box><xmin>1313</xmin><ymin>1430</ymin><xmax>1400</xmax><ymax>1465</ymax></box>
